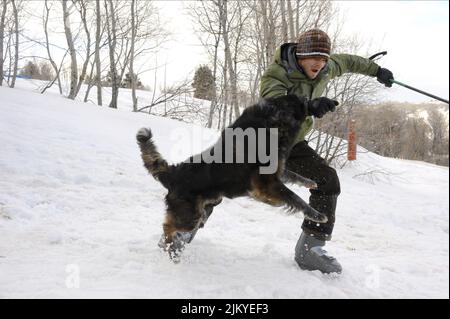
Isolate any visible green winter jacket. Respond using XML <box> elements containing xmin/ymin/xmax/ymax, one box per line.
<box><xmin>260</xmin><ymin>43</ymin><xmax>380</xmax><ymax>144</ymax></box>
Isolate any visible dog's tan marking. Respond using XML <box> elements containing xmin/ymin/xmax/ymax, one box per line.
<box><xmin>162</xmin><ymin>213</ymin><xmax>177</xmax><ymax>244</ymax></box>
<box><xmin>249</xmin><ymin>175</ymin><xmax>283</xmax><ymax>206</ymax></box>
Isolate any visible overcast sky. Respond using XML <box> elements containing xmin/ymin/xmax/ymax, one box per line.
<box><xmin>152</xmin><ymin>0</ymin><xmax>449</xmax><ymax>104</ymax></box>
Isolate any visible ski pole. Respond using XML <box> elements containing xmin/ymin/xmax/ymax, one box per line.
<box><xmin>368</xmin><ymin>51</ymin><xmax>449</xmax><ymax>104</ymax></box>
<box><xmin>390</xmin><ymin>79</ymin><xmax>449</xmax><ymax>104</ymax></box>
<box><xmin>369</xmin><ymin>51</ymin><xmax>387</xmax><ymax>61</ymax></box>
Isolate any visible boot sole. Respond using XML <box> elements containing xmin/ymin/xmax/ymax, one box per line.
<box><xmin>295</xmin><ymin>257</ymin><xmax>342</xmax><ymax>274</ymax></box>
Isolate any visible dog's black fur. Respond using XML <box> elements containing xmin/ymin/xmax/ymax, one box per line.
<box><xmin>136</xmin><ymin>95</ymin><xmax>327</xmax><ymax>258</ymax></box>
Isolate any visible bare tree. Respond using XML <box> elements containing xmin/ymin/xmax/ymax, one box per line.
<box><xmin>42</xmin><ymin>0</ymin><xmax>63</xmax><ymax>94</ymax></box>
<box><xmin>187</xmin><ymin>0</ymin><xmax>223</xmax><ymax>128</ymax></box>
<box><xmin>145</xmin><ymin>80</ymin><xmax>208</xmax><ymax>125</ymax></box>
<box><xmin>74</xmin><ymin>0</ymin><xmax>93</xmax><ymax>97</ymax></box>
<box><xmin>286</xmin><ymin>0</ymin><xmax>295</xmax><ymax>40</ymax></box>
<box><xmin>228</xmin><ymin>1</ymin><xmax>250</xmax><ymax>120</ymax></box>
<box><xmin>221</xmin><ymin>55</ymin><xmax>228</xmax><ymax>129</ymax></box>
<box><xmin>400</xmin><ymin>117</ymin><xmax>432</xmax><ymax>161</ymax></box>
<box><xmin>428</xmin><ymin>108</ymin><xmax>449</xmax><ymax>165</ymax></box>
<box><xmin>9</xmin><ymin>0</ymin><xmax>19</xmax><ymax>88</ymax></box>
<box><xmin>0</xmin><ymin>0</ymin><xmax>8</xmax><ymax>86</ymax></box>
<box><xmin>38</xmin><ymin>60</ymin><xmax>54</xmax><ymax>80</ymax></box>
<box><xmin>104</xmin><ymin>0</ymin><xmax>118</xmax><ymax>108</ymax></box>
<box><xmin>40</xmin><ymin>49</ymin><xmax>69</xmax><ymax>94</ymax></box>
<box><xmin>129</xmin><ymin>0</ymin><xmax>137</xmax><ymax>111</ymax></box>
<box><xmin>102</xmin><ymin>0</ymin><xmax>167</xmax><ymax>109</ymax></box>
<box><xmin>219</xmin><ymin>0</ymin><xmax>238</xmax><ymax>120</ymax></box>
<box><xmin>61</xmin><ymin>0</ymin><xmax>78</xmax><ymax>99</ymax></box>
<box><xmin>94</xmin><ymin>0</ymin><xmax>103</xmax><ymax>105</ymax></box>
<box><xmin>145</xmin><ymin>80</ymin><xmax>193</xmax><ymax>114</ymax></box>
<box><xmin>189</xmin><ymin>0</ymin><xmax>251</xmax><ymax>128</ymax></box>
<box><xmin>280</xmin><ymin>0</ymin><xmax>288</xmax><ymax>43</ymax></box>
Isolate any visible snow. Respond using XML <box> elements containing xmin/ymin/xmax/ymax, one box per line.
<box><xmin>11</xmin><ymin>78</ymin><xmax>212</xmax><ymax>127</ymax></box>
<box><xmin>0</xmin><ymin>80</ymin><xmax>448</xmax><ymax>298</ymax></box>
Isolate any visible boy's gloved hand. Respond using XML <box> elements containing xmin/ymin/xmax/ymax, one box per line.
<box><xmin>376</xmin><ymin>67</ymin><xmax>394</xmax><ymax>87</ymax></box>
<box><xmin>307</xmin><ymin>97</ymin><xmax>339</xmax><ymax>118</ymax></box>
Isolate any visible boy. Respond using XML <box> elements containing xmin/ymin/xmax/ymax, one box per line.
<box><xmin>260</xmin><ymin>29</ymin><xmax>394</xmax><ymax>273</ymax></box>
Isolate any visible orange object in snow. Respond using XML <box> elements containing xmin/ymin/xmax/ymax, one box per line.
<box><xmin>348</xmin><ymin>119</ymin><xmax>357</xmax><ymax>161</ymax></box>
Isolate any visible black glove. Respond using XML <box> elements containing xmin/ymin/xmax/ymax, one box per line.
<box><xmin>307</xmin><ymin>97</ymin><xmax>339</xmax><ymax>118</ymax></box>
<box><xmin>376</xmin><ymin>67</ymin><xmax>394</xmax><ymax>87</ymax></box>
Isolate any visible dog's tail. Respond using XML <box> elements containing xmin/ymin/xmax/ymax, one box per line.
<box><xmin>136</xmin><ymin>128</ymin><xmax>172</xmax><ymax>189</ymax></box>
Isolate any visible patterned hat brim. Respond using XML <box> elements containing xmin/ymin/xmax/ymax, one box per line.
<box><xmin>295</xmin><ymin>52</ymin><xmax>330</xmax><ymax>58</ymax></box>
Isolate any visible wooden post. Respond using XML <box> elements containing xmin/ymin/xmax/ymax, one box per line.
<box><xmin>348</xmin><ymin>119</ymin><xmax>357</xmax><ymax>161</ymax></box>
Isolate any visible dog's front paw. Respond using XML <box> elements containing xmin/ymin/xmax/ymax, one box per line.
<box><xmin>158</xmin><ymin>232</ymin><xmax>187</xmax><ymax>264</ymax></box>
<box><xmin>168</xmin><ymin>247</ymin><xmax>183</xmax><ymax>264</ymax></box>
<box><xmin>136</xmin><ymin>127</ymin><xmax>152</xmax><ymax>143</ymax></box>
<box><xmin>158</xmin><ymin>233</ymin><xmax>169</xmax><ymax>251</ymax></box>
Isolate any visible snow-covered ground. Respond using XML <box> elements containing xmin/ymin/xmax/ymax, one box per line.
<box><xmin>0</xmin><ymin>81</ymin><xmax>448</xmax><ymax>298</ymax></box>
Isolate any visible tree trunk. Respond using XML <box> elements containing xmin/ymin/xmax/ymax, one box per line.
<box><xmin>286</xmin><ymin>0</ymin><xmax>295</xmax><ymax>41</ymax></box>
<box><xmin>83</xmin><ymin>60</ymin><xmax>96</xmax><ymax>102</ymax></box>
<box><xmin>44</xmin><ymin>0</ymin><xmax>63</xmax><ymax>94</ymax></box>
<box><xmin>95</xmin><ymin>0</ymin><xmax>102</xmax><ymax>105</ymax></box>
<box><xmin>75</xmin><ymin>0</ymin><xmax>91</xmax><ymax>97</ymax></box>
<box><xmin>10</xmin><ymin>0</ymin><xmax>18</xmax><ymax>88</ymax></box>
<box><xmin>280</xmin><ymin>0</ymin><xmax>288</xmax><ymax>43</ymax></box>
<box><xmin>206</xmin><ymin>15</ymin><xmax>221</xmax><ymax>128</ymax></box>
<box><xmin>231</xmin><ymin>1</ymin><xmax>248</xmax><ymax>119</ymax></box>
<box><xmin>222</xmin><ymin>56</ymin><xmax>228</xmax><ymax>130</ymax></box>
<box><xmin>105</xmin><ymin>0</ymin><xmax>118</xmax><ymax>109</ymax></box>
<box><xmin>220</xmin><ymin>0</ymin><xmax>239</xmax><ymax>121</ymax></box>
<box><xmin>130</xmin><ymin>0</ymin><xmax>138</xmax><ymax>111</ymax></box>
<box><xmin>267</xmin><ymin>0</ymin><xmax>276</xmax><ymax>63</ymax></box>
<box><xmin>7</xmin><ymin>32</ymin><xmax>12</xmax><ymax>84</ymax></box>
<box><xmin>62</xmin><ymin>0</ymin><xmax>78</xmax><ymax>99</ymax></box>
<box><xmin>0</xmin><ymin>0</ymin><xmax>7</xmax><ymax>86</ymax></box>
<box><xmin>261</xmin><ymin>1</ymin><xmax>270</xmax><ymax>69</ymax></box>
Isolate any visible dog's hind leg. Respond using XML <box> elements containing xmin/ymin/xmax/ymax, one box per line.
<box><xmin>281</xmin><ymin>169</ymin><xmax>318</xmax><ymax>189</ymax></box>
<box><xmin>277</xmin><ymin>184</ymin><xmax>327</xmax><ymax>223</ymax></box>
<box><xmin>249</xmin><ymin>176</ymin><xmax>327</xmax><ymax>223</ymax></box>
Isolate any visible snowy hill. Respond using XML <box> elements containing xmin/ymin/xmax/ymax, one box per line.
<box><xmin>0</xmin><ymin>82</ymin><xmax>448</xmax><ymax>298</ymax></box>
<box><xmin>10</xmin><ymin>78</ymin><xmax>212</xmax><ymax>127</ymax></box>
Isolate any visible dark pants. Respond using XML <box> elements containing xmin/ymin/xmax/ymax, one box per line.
<box><xmin>202</xmin><ymin>142</ymin><xmax>340</xmax><ymax>241</ymax></box>
<box><xmin>286</xmin><ymin>141</ymin><xmax>341</xmax><ymax>241</ymax></box>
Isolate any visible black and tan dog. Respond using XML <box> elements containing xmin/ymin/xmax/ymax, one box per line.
<box><xmin>136</xmin><ymin>95</ymin><xmax>327</xmax><ymax>261</ymax></box>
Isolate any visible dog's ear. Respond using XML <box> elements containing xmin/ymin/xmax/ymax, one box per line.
<box><xmin>271</xmin><ymin>95</ymin><xmax>297</xmax><ymax>108</ymax></box>
<box><xmin>284</xmin><ymin>94</ymin><xmax>302</xmax><ymax>105</ymax></box>
<box><xmin>262</xmin><ymin>95</ymin><xmax>306</xmax><ymax>122</ymax></box>
<box><xmin>293</xmin><ymin>101</ymin><xmax>307</xmax><ymax>121</ymax></box>
<box><xmin>256</xmin><ymin>98</ymin><xmax>278</xmax><ymax>121</ymax></box>
<box><xmin>283</xmin><ymin>95</ymin><xmax>307</xmax><ymax>121</ymax></box>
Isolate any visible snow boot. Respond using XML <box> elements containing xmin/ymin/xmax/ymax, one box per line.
<box><xmin>294</xmin><ymin>231</ymin><xmax>342</xmax><ymax>274</ymax></box>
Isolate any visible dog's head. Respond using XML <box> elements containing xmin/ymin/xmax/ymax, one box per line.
<box><xmin>261</xmin><ymin>95</ymin><xmax>307</xmax><ymax>125</ymax></box>
<box><xmin>275</xmin><ymin>95</ymin><xmax>307</xmax><ymax>122</ymax></box>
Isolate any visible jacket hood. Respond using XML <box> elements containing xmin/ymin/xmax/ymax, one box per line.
<box><xmin>274</xmin><ymin>43</ymin><xmax>301</xmax><ymax>73</ymax></box>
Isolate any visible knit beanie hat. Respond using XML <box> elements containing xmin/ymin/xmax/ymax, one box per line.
<box><xmin>296</xmin><ymin>29</ymin><xmax>331</xmax><ymax>59</ymax></box>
